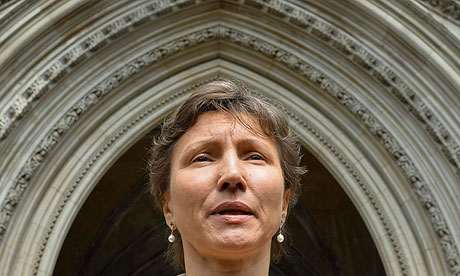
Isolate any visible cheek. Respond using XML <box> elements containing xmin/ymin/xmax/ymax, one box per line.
<box><xmin>252</xmin><ymin>167</ymin><xmax>285</xmax><ymax>209</ymax></box>
<box><xmin>170</xmin><ymin>168</ymin><xmax>215</xmax><ymax>213</ymax></box>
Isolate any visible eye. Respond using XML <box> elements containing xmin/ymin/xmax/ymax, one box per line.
<box><xmin>249</xmin><ymin>154</ymin><xmax>264</xmax><ymax>161</ymax></box>
<box><xmin>193</xmin><ymin>155</ymin><xmax>209</xmax><ymax>162</ymax></box>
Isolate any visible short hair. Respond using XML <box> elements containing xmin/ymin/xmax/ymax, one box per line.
<box><xmin>148</xmin><ymin>79</ymin><xmax>305</xmax><ymax>271</ymax></box>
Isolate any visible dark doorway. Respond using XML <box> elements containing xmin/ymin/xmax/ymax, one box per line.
<box><xmin>54</xmin><ymin>130</ymin><xmax>385</xmax><ymax>276</ymax></box>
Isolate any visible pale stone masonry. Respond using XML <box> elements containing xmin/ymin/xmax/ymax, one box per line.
<box><xmin>0</xmin><ymin>0</ymin><xmax>459</xmax><ymax>275</ymax></box>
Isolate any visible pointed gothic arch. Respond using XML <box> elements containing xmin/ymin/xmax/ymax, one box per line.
<box><xmin>1</xmin><ymin>1</ymin><xmax>459</xmax><ymax>275</ymax></box>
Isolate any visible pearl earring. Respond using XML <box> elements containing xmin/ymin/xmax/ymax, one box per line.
<box><xmin>277</xmin><ymin>219</ymin><xmax>285</xmax><ymax>243</ymax></box>
<box><xmin>168</xmin><ymin>222</ymin><xmax>175</xmax><ymax>243</ymax></box>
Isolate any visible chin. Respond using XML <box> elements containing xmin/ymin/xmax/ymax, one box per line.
<box><xmin>213</xmin><ymin>233</ymin><xmax>266</xmax><ymax>253</ymax></box>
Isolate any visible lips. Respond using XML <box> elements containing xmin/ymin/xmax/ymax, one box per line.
<box><xmin>211</xmin><ymin>201</ymin><xmax>254</xmax><ymax>216</ymax></box>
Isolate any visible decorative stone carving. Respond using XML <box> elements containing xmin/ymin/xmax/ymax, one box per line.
<box><xmin>0</xmin><ymin>3</ymin><xmax>458</xmax><ymax>273</ymax></box>
<box><xmin>3</xmin><ymin>0</ymin><xmax>459</xmax><ymax>181</ymax></box>
<box><xmin>0</xmin><ymin>25</ymin><xmax>221</xmax><ymax>243</ymax></box>
<box><xmin>418</xmin><ymin>0</ymin><xmax>460</xmax><ymax>22</ymax></box>
<box><xmin>216</xmin><ymin>25</ymin><xmax>459</xmax><ymax>275</ymax></box>
<box><xmin>0</xmin><ymin>23</ymin><xmax>450</xmax><ymax>275</ymax></box>
<box><xmin>0</xmin><ymin>0</ymin><xmax>197</xmax><ymax>141</ymax></box>
<box><xmin>246</xmin><ymin>0</ymin><xmax>460</xmax><ymax>177</ymax></box>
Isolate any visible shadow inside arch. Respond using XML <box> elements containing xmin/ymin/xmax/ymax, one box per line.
<box><xmin>54</xmin><ymin>130</ymin><xmax>385</xmax><ymax>276</ymax></box>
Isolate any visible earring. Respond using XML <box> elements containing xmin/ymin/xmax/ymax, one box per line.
<box><xmin>277</xmin><ymin>219</ymin><xmax>285</xmax><ymax>243</ymax></box>
<box><xmin>168</xmin><ymin>222</ymin><xmax>176</xmax><ymax>243</ymax></box>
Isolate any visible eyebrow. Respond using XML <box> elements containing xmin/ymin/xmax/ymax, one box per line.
<box><xmin>237</xmin><ymin>137</ymin><xmax>272</xmax><ymax>148</ymax></box>
<box><xmin>179</xmin><ymin>138</ymin><xmax>220</xmax><ymax>158</ymax></box>
<box><xmin>185</xmin><ymin>136</ymin><xmax>271</xmax><ymax>149</ymax></box>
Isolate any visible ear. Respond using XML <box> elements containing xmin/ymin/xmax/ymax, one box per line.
<box><xmin>282</xmin><ymin>189</ymin><xmax>291</xmax><ymax>220</ymax></box>
<box><xmin>161</xmin><ymin>192</ymin><xmax>174</xmax><ymax>228</ymax></box>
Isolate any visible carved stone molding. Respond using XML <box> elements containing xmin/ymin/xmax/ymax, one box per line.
<box><xmin>3</xmin><ymin>0</ymin><xmax>458</xmax><ymax>182</ymax></box>
<box><xmin>68</xmin><ymin>25</ymin><xmax>460</xmax><ymax>274</ymax></box>
<box><xmin>247</xmin><ymin>0</ymin><xmax>460</xmax><ymax>186</ymax></box>
<box><xmin>0</xmin><ymin>24</ymin><xmax>451</xmax><ymax>274</ymax></box>
<box><xmin>217</xmin><ymin>26</ymin><xmax>459</xmax><ymax>273</ymax></box>
<box><xmin>0</xmin><ymin>0</ymin><xmax>197</xmax><ymax>140</ymax></box>
<box><xmin>246</xmin><ymin>27</ymin><xmax>460</xmax><ymax>273</ymax></box>
<box><xmin>0</xmin><ymin>14</ymin><xmax>458</xmax><ymax>276</ymax></box>
<box><xmin>417</xmin><ymin>0</ymin><xmax>460</xmax><ymax>22</ymax></box>
<box><xmin>0</xmin><ymin>26</ymin><xmax>221</xmax><ymax>242</ymax></box>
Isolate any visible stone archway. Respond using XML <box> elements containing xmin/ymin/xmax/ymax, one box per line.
<box><xmin>1</xmin><ymin>1</ymin><xmax>459</xmax><ymax>275</ymax></box>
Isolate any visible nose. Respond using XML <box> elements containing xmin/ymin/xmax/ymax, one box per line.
<box><xmin>217</xmin><ymin>151</ymin><xmax>247</xmax><ymax>192</ymax></box>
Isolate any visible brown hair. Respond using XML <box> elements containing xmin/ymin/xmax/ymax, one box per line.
<box><xmin>148</xmin><ymin>79</ymin><xmax>305</xmax><ymax>271</ymax></box>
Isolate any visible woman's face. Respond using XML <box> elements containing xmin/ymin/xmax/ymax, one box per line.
<box><xmin>163</xmin><ymin>111</ymin><xmax>289</xmax><ymax>261</ymax></box>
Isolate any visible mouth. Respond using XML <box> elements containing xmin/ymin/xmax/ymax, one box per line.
<box><xmin>210</xmin><ymin>201</ymin><xmax>255</xmax><ymax>219</ymax></box>
<box><xmin>216</xmin><ymin>209</ymin><xmax>253</xmax><ymax>215</ymax></box>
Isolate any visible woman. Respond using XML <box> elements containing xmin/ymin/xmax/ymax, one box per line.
<box><xmin>148</xmin><ymin>79</ymin><xmax>305</xmax><ymax>275</ymax></box>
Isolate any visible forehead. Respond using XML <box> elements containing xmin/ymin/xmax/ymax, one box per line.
<box><xmin>173</xmin><ymin>111</ymin><xmax>273</xmax><ymax>152</ymax></box>
<box><xmin>187</xmin><ymin>111</ymin><xmax>266</xmax><ymax>138</ymax></box>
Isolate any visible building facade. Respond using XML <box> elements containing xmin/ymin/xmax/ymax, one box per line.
<box><xmin>1</xmin><ymin>0</ymin><xmax>460</xmax><ymax>275</ymax></box>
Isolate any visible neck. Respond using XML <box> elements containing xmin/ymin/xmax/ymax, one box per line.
<box><xmin>182</xmin><ymin>242</ymin><xmax>271</xmax><ymax>276</ymax></box>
